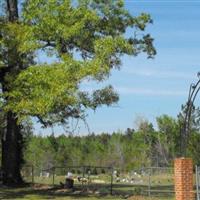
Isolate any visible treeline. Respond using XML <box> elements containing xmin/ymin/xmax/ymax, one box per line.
<box><xmin>24</xmin><ymin>113</ymin><xmax>200</xmax><ymax>171</ymax></box>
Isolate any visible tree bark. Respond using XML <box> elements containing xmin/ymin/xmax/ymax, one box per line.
<box><xmin>2</xmin><ymin>112</ymin><xmax>23</xmax><ymax>185</ymax></box>
<box><xmin>7</xmin><ymin>0</ymin><xmax>18</xmax><ymax>22</ymax></box>
<box><xmin>1</xmin><ymin>0</ymin><xmax>24</xmax><ymax>185</ymax></box>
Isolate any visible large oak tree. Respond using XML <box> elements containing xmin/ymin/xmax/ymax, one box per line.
<box><xmin>0</xmin><ymin>0</ymin><xmax>156</xmax><ymax>185</ymax></box>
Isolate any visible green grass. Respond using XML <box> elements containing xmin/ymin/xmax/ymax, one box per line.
<box><xmin>1</xmin><ymin>186</ymin><xmax>116</xmax><ymax>200</ymax></box>
<box><xmin>17</xmin><ymin>172</ymin><xmax>175</xmax><ymax>200</ymax></box>
<box><xmin>21</xmin><ymin>173</ymin><xmax>175</xmax><ymax>199</ymax></box>
<box><xmin>0</xmin><ymin>186</ymin><xmax>175</xmax><ymax>200</ymax></box>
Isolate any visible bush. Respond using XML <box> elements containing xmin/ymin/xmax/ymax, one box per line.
<box><xmin>133</xmin><ymin>187</ymin><xmax>142</xmax><ymax>195</ymax></box>
<box><xmin>92</xmin><ymin>168</ymin><xmax>98</xmax><ymax>175</ymax></box>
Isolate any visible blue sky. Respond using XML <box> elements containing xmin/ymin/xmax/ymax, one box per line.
<box><xmin>35</xmin><ymin>0</ymin><xmax>200</xmax><ymax>135</ymax></box>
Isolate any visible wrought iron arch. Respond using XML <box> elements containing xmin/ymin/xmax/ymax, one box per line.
<box><xmin>181</xmin><ymin>72</ymin><xmax>200</xmax><ymax>156</ymax></box>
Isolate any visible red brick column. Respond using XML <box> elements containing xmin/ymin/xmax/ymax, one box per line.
<box><xmin>174</xmin><ymin>158</ymin><xmax>194</xmax><ymax>200</ymax></box>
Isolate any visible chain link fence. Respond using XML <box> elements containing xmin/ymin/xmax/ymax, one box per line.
<box><xmin>21</xmin><ymin>165</ymin><xmax>174</xmax><ymax>197</ymax></box>
<box><xmin>21</xmin><ymin>165</ymin><xmax>114</xmax><ymax>195</ymax></box>
<box><xmin>111</xmin><ymin>167</ymin><xmax>174</xmax><ymax>197</ymax></box>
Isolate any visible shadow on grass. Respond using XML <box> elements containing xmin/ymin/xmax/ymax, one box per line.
<box><xmin>0</xmin><ymin>184</ymin><xmax>114</xmax><ymax>200</ymax></box>
<box><xmin>0</xmin><ymin>183</ymin><xmax>174</xmax><ymax>199</ymax></box>
<box><xmin>112</xmin><ymin>183</ymin><xmax>174</xmax><ymax>197</ymax></box>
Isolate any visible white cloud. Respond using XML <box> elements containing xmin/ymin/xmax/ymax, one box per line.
<box><xmin>117</xmin><ymin>86</ymin><xmax>187</xmax><ymax>96</ymax></box>
<box><xmin>123</xmin><ymin>68</ymin><xmax>195</xmax><ymax>79</ymax></box>
<box><xmin>80</xmin><ymin>83</ymin><xmax>188</xmax><ymax>97</ymax></box>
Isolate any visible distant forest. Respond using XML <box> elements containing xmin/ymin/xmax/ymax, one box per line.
<box><xmin>20</xmin><ymin>110</ymin><xmax>200</xmax><ymax>171</ymax></box>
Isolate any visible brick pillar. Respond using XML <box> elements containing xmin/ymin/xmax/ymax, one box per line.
<box><xmin>174</xmin><ymin>158</ymin><xmax>194</xmax><ymax>200</ymax></box>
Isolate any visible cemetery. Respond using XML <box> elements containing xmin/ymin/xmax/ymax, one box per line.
<box><xmin>0</xmin><ymin>0</ymin><xmax>200</xmax><ymax>200</ymax></box>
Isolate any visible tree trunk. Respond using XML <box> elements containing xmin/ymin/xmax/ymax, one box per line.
<box><xmin>2</xmin><ymin>112</ymin><xmax>23</xmax><ymax>185</ymax></box>
<box><xmin>1</xmin><ymin>0</ymin><xmax>24</xmax><ymax>185</ymax></box>
<box><xmin>7</xmin><ymin>0</ymin><xmax>18</xmax><ymax>22</ymax></box>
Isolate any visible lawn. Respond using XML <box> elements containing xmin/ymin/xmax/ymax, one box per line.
<box><xmin>0</xmin><ymin>185</ymin><xmax>175</xmax><ymax>200</ymax></box>
<box><xmin>22</xmin><ymin>172</ymin><xmax>175</xmax><ymax>197</ymax></box>
<box><xmin>1</xmin><ymin>171</ymin><xmax>174</xmax><ymax>200</ymax></box>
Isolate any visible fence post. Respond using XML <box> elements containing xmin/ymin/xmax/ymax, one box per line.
<box><xmin>82</xmin><ymin>166</ymin><xmax>85</xmax><ymax>178</ymax></box>
<box><xmin>110</xmin><ymin>167</ymin><xmax>113</xmax><ymax>195</ymax></box>
<box><xmin>82</xmin><ymin>166</ymin><xmax>85</xmax><ymax>188</ymax></box>
<box><xmin>31</xmin><ymin>165</ymin><xmax>34</xmax><ymax>184</ymax></box>
<box><xmin>148</xmin><ymin>168</ymin><xmax>151</xmax><ymax>197</ymax></box>
<box><xmin>52</xmin><ymin>167</ymin><xmax>55</xmax><ymax>186</ymax></box>
<box><xmin>196</xmin><ymin>165</ymin><xmax>200</xmax><ymax>200</ymax></box>
<box><xmin>87</xmin><ymin>167</ymin><xmax>91</xmax><ymax>188</ymax></box>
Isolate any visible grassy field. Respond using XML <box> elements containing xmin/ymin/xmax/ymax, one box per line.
<box><xmin>0</xmin><ymin>186</ymin><xmax>175</xmax><ymax>200</ymax></box>
<box><xmin>22</xmin><ymin>172</ymin><xmax>175</xmax><ymax>197</ymax></box>
<box><xmin>15</xmin><ymin>171</ymin><xmax>175</xmax><ymax>199</ymax></box>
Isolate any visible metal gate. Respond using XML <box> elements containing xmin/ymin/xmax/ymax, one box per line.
<box><xmin>196</xmin><ymin>166</ymin><xmax>200</xmax><ymax>200</ymax></box>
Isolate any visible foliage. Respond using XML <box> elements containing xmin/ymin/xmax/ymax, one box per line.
<box><xmin>21</xmin><ymin>115</ymin><xmax>172</xmax><ymax>170</ymax></box>
<box><xmin>0</xmin><ymin>0</ymin><xmax>155</xmax><ymax>125</ymax></box>
<box><xmin>22</xmin><ymin>111</ymin><xmax>200</xmax><ymax>170</ymax></box>
<box><xmin>0</xmin><ymin>0</ymin><xmax>156</xmax><ymax>183</ymax></box>
<box><xmin>155</xmin><ymin>115</ymin><xmax>179</xmax><ymax>165</ymax></box>
<box><xmin>0</xmin><ymin>0</ymin><xmax>156</xmax><ymax>126</ymax></box>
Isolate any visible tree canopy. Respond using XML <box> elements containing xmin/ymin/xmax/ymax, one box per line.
<box><xmin>23</xmin><ymin>112</ymin><xmax>200</xmax><ymax>170</ymax></box>
<box><xmin>0</xmin><ymin>0</ymin><xmax>156</xmax><ymax>185</ymax></box>
<box><xmin>0</xmin><ymin>0</ymin><xmax>156</xmax><ymax>127</ymax></box>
